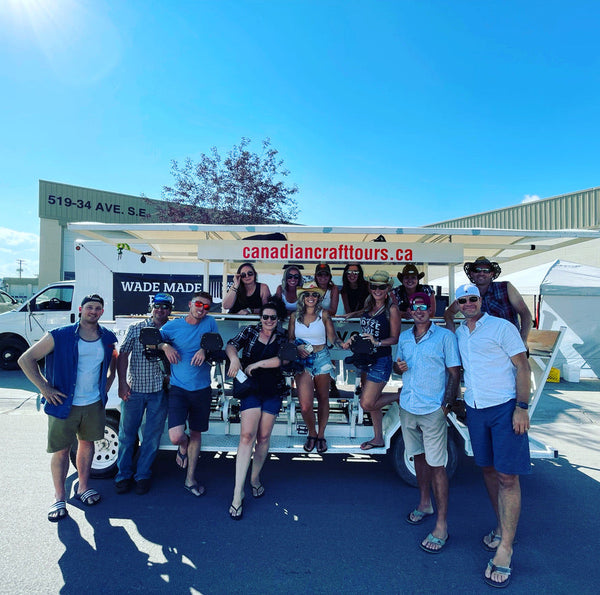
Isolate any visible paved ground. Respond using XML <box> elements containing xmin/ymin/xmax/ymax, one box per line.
<box><xmin>0</xmin><ymin>370</ymin><xmax>598</xmax><ymax>594</ymax></box>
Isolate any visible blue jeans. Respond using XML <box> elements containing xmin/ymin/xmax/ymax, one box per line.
<box><xmin>116</xmin><ymin>390</ymin><xmax>167</xmax><ymax>481</ymax></box>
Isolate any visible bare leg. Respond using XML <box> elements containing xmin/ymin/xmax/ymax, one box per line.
<box><xmin>421</xmin><ymin>465</ymin><xmax>449</xmax><ymax>550</ymax></box>
<box><xmin>169</xmin><ymin>424</ymin><xmax>189</xmax><ymax>469</ymax></box>
<box><xmin>413</xmin><ymin>453</ymin><xmax>434</xmax><ymax>513</ymax></box>
<box><xmin>360</xmin><ymin>380</ymin><xmax>395</xmax><ymax>445</ymax></box>
<box><xmin>482</xmin><ymin>465</ymin><xmax>502</xmax><ymax>545</ymax></box>
<box><xmin>76</xmin><ymin>440</ymin><xmax>97</xmax><ymax>500</ymax></box>
<box><xmin>231</xmin><ymin>408</ymin><xmax>261</xmax><ymax>511</ymax></box>
<box><xmin>186</xmin><ymin>430</ymin><xmax>203</xmax><ymax>488</ymax></box>
<box><xmin>296</xmin><ymin>372</ymin><xmax>317</xmax><ymax>437</ymax></box>
<box><xmin>485</xmin><ymin>472</ymin><xmax>521</xmax><ymax>586</ymax></box>
<box><xmin>51</xmin><ymin>448</ymin><xmax>70</xmax><ymax>501</ymax></box>
<box><xmin>250</xmin><ymin>412</ymin><xmax>277</xmax><ymax>489</ymax></box>
<box><xmin>314</xmin><ymin>373</ymin><xmax>330</xmax><ymax>438</ymax></box>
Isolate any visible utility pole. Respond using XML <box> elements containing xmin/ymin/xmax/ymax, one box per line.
<box><xmin>16</xmin><ymin>259</ymin><xmax>25</xmax><ymax>278</ymax></box>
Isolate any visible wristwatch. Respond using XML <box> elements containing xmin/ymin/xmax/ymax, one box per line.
<box><xmin>515</xmin><ymin>401</ymin><xmax>529</xmax><ymax>410</ymax></box>
<box><xmin>443</xmin><ymin>401</ymin><xmax>453</xmax><ymax>410</ymax></box>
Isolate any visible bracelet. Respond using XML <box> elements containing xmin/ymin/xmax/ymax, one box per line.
<box><xmin>231</xmin><ymin>286</ymin><xmax>238</xmax><ymax>292</ymax></box>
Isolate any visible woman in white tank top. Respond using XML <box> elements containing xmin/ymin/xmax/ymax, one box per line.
<box><xmin>288</xmin><ymin>282</ymin><xmax>340</xmax><ymax>454</ymax></box>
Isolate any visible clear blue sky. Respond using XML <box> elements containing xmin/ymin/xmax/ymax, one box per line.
<box><xmin>2</xmin><ymin>0</ymin><xmax>600</xmax><ymax>277</ymax></box>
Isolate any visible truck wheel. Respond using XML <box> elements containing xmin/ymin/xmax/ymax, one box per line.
<box><xmin>0</xmin><ymin>337</ymin><xmax>28</xmax><ymax>370</ymax></box>
<box><xmin>70</xmin><ymin>412</ymin><xmax>121</xmax><ymax>478</ymax></box>
<box><xmin>390</xmin><ymin>429</ymin><xmax>459</xmax><ymax>487</ymax></box>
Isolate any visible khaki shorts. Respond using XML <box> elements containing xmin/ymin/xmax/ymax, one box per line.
<box><xmin>47</xmin><ymin>400</ymin><xmax>105</xmax><ymax>453</ymax></box>
<box><xmin>399</xmin><ymin>406</ymin><xmax>448</xmax><ymax>468</ymax></box>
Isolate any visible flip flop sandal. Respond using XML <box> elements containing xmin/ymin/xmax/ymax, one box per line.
<box><xmin>251</xmin><ymin>484</ymin><xmax>265</xmax><ymax>498</ymax></box>
<box><xmin>405</xmin><ymin>508</ymin><xmax>434</xmax><ymax>525</ymax></box>
<box><xmin>74</xmin><ymin>488</ymin><xmax>101</xmax><ymax>506</ymax></box>
<box><xmin>316</xmin><ymin>438</ymin><xmax>328</xmax><ymax>453</ymax></box>
<box><xmin>419</xmin><ymin>533</ymin><xmax>449</xmax><ymax>554</ymax></box>
<box><xmin>184</xmin><ymin>483</ymin><xmax>206</xmax><ymax>497</ymax></box>
<box><xmin>484</xmin><ymin>559</ymin><xmax>512</xmax><ymax>588</ymax></box>
<box><xmin>229</xmin><ymin>502</ymin><xmax>244</xmax><ymax>520</ymax></box>
<box><xmin>303</xmin><ymin>436</ymin><xmax>317</xmax><ymax>452</ymax></box>
<box><xmin>360</xmin><ymin>441</ymin><xmax>385</xmax><ymax>450</ymax></box>
<box><xmin>48</xmin><ymin>501</ymin><xmax>68</xmax><ymax>522</ymax></box>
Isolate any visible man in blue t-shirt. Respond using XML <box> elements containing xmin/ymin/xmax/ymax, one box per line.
<box><xmin>159</xmin><ymin>291</ymin><xmax>218</xmax><ymax>497</ymax></box>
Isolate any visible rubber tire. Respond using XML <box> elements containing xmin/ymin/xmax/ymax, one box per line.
<box><xmin>389</xmin><ymin>428</ymin><xmax>459</xmax><ymax>487</ymax></box>
<box><xmin>70</xmin><ymin>412</ymin><xmax>121</xmax><ymax>478</ymax></box>
<box><xmin>0</xmin><ymin>337</ymin><xmax>28</xmax><ymax>370</ymax></box>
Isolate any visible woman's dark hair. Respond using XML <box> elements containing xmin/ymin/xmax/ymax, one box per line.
<box><xmin>261</xmin><ymin>300</ymin><xmax>286</xmax><ymax>320</ymax></box>
<box><xmin>341</xmin><ymin>263</ymin><xmax>366</xmax><ymax>293</ymax></box>
<box><xmin>236</xmin><ymin>262</ymin><xmax>258</xmax><ymax>307</ymax></box>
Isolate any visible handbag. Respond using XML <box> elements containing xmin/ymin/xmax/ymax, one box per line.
<box><xmin>232</xmin><ymin>374</ymin><xmax>257</xmax><ymax>399</ymax></box>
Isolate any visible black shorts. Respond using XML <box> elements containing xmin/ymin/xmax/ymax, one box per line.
<box><xmin>168</xmin><ymin>385</ymin><xmax>212</xmax><ymax>433</ymax></box>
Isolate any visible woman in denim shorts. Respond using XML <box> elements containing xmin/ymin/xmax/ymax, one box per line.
<box><xmin>288</xmin><ymin>282</ymin><xmax>340</xmax><ymax>454</ymax></box>
<box><xmin>225</xmin><ymin>302</ymin><xmax>288</xmax><ymax>520</ymax></box>
<box><xmin>342</xmin><ymin>270</ymin><xmax>400</xmax><ymax>450</ymax></box>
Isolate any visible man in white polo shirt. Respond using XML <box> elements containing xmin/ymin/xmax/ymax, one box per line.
<box><xmin>454</xmin><ymin>283</ymin><xmax>531</xmax><ymax>588</ymax></box>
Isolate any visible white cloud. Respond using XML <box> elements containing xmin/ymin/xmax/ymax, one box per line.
<box><xmin>522</xmin><ymin>194</ymin><xmax>541</xmax><ymax>204</ymax></box>
<box><xmin>0</xmin><ymin>227</ymin><xmax>39</xmax><ymax>278</ymax></box>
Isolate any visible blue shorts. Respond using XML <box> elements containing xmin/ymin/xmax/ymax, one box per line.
<box><xmin>168</xmin><ymin>385</ymin><xmax>212</xmax><ymax>433</ymax></box>
<box><xmin>301</xmin><ymin>347</ymin><xmax>335</xmax><ymax>378</ymax></box>
<box><xmin>364</xmin><ymin>356</ymin><xmax>392</xmax><ymax>384</ymax></box>
<box><xmin>239</xmin><ymin>392</ymin><xmax>283</xmax><ymax>416</ymax></box>
<box><xmin>466</xmin><ymin>399</ymin><xmax>531</xmax><ymax>475</ymax></box>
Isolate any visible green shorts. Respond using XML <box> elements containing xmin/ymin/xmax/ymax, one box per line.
<box><xmin>47</xmin><ymin>401</ymin><xmax>105</xmax><ymax>453</ymax></box>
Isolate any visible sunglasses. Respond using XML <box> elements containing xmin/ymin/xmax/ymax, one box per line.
<box><xmin>287</xmin><ymin>274</ymin><xmax>301</xmax><ymax>280</ymax></box>
<box><xmin>303</xmin><ymin>292</ymin><xmax>321</xmax><ymax>298</ymax></box>
<box><xmin>154</xmin><ymin>304</ymin><xmax>172</xmax><ymax>310</ymax></box>
<box><xmin>473</xmin><ymin>267</ymin><xmax>491</xmax><ymax>274</ymax></box>
<box><xmin>369</xmin><ymin>283</ymin><xmax>388</xmax><ymax>290</ymax></box>
<box><xmin>316</xmin><ymin>271</ymin><xmax>330</xmax><ymax>276</ymax></box>
<box><xmin>346</xmin><ymin>270</ymin><xmax>359</xmax><ymax>276</ymax></box>
<box><xmin>261</xmin><ymin>314</ymin><xmax>278</xmax><ymax>321</ymax></box>
<box><xmin>193</xmin><ymin>301</ymin><xmax>211</xmax><ymax>310</ymax></box>
<box><xmin>458</xmin><ymin>296</ymin><xmax>479</xmax><ymax>304</ymax></box>
<box><xmin>410</xmin><ymin>304</ymin><xmax>428</xmax><ymax>311</ymax></box>
<box><xmin>240</xmin><ymin>271</ymin><xmax>255</xmax><ymax>278</ymax></box>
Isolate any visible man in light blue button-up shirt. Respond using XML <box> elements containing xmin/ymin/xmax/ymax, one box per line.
<box><xmin>396</xmin><ymin>292</ymin><xmax>460</xmax><ymax>554</ymax></box>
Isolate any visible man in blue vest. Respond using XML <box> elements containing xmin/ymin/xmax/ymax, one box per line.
<box><xmin>19</xmin><ymin>294</ymin><xmax>117</xmax><ymax>522</ymax></box>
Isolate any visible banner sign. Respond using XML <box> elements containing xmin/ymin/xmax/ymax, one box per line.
<box><xmin>197</xmin><ymin>240</ymin><xmax>462</xmax><ymax>265</ymax></box>
<box><xmin>112</xmin><ymin>273</ymin><xmax>230</xmax><ymax>316</ymax></box>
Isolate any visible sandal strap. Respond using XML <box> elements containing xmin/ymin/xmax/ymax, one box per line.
<box><xmin>49</xmin><ymin>501</ymin><xmax>66</xmax><ymax>511</ymax></box>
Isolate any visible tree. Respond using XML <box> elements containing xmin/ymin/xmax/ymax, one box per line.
<box><xmin>157</xmin><ymin>137</ymin><xmax>299</xmax><ymax>224</ymax></box>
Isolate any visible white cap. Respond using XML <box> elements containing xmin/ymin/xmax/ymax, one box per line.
<box><xmin>455</xmin><ymin>283</ymin><xmax>480</xmax><ymax>300</ymax></box>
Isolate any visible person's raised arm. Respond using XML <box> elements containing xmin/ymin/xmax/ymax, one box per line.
<box><xmin>507</xmin><ymin>282</ymin><xmax>533</xmax><ymax>344</ymax></box>
<box><xmin>222</xmin><ymin>274</ymin><xmax>241</xmax><ymax>310</ymax></box>
<box><xmin>444</xmin><ymin>300</ymin><xmax>459</xmax><ymax>332</ymax></box>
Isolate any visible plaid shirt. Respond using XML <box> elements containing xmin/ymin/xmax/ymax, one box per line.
<box><xmin>120</xmin><ymin>318</ymin><xmax>165</xmax><ymax>393</ymax></box>
<box><xmin>227</xmin><ymin>324</ymin><xmax>287</xmax><ymax>365</ymax></box>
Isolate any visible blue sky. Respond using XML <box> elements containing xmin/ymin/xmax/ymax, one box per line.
<box><xmin>1</xmin><ymin>0</ymin><xmax>600</xmax><ymax>278</ymax></box>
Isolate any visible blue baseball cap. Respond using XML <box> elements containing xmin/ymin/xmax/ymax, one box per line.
<box><xmin>153</xmin><ymin>293</ymin><xmax>174</xmax><ymax>306</ymax></box>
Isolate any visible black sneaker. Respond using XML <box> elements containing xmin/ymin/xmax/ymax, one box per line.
<box><xmin>135</xmin><ymin>479</ymin><xmax>151</xmax><ymax>495</ymax></box>
<box><xmin>115</xmin><ymin>479</ymin><xmax>133</xmax><ymax>494</ymax></box>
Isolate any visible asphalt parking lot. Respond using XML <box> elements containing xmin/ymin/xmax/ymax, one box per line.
<box><xmin>0</xmin><ymin>370</ymin><xmax>598</xmax><ymax>594</ymax></box>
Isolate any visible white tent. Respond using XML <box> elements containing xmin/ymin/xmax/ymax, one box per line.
<box><xmin>504</xmin><ymin>260</ymin><xmax>600</xmax><ymax>379</ymax></box>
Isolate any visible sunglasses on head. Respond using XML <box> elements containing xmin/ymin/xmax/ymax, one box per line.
<box><xmin>154</xmin><ymin>304</ymin><xmax>172</xmax><ymax>310</ymax></box>
<box><xmin>458</xmin><ymin>296</ymin><xmax>479</xmax><ymax>304</ymax></box>
<box><xmin>240</xmin><ymin>271</ymin><xmax>255</xmax><ymax>278</ymax></box>
<box><xmin>473</xmin><ymin>267</ymin><xmax>491</xmax><ymax>274</ymax></box>
<box><xmin>193</xmin><ymin>301</ymin><xmax>211</xmax><ymax>310</ymax></box>
<box><xmin>287</xmin><ymin>273</ymin><xmax>300</xmax><ymax>280</ymax></box>
<box><xmin>261</xmin><ymin>314</ymin><xmax>278</xmax><ymax>321</ymax></box>
<box><xmin>369</xmin><ymin>283</ymin><xmax>388</xmax><ymax>290</ymax></box>
<box><xmin>303</xmin><ymin>292</ymin><xmax>321</xmax><ymax>298</ymax></box>
<box><xmin>410</xmin><ymin>303</ymin><xmax>428</xmax><ymax>311</ymax></box>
